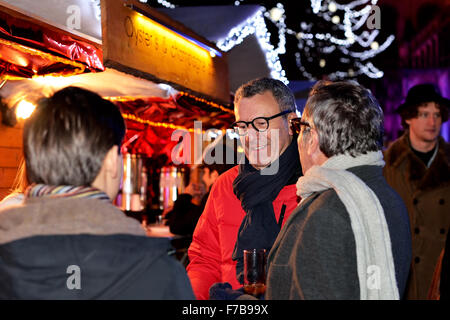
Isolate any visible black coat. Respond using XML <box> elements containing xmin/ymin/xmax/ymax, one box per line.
<box><xmin>167</xmin><ymin>192</ymin><xmax>209</xmax><ymax>236</ymax></box>
<box><xmin>440</xmin><ymin>228</ymin><xmax>450</xmax><ymax>300</ymax></box>
<box><xmin>0</xmin><ymin>234</ymin><xmax>195</xmax><ymax>300</ymax></box>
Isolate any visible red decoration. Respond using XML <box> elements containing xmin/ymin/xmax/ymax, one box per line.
<box><xmin>0</xmin><ymin>10</ymin><xmax>103</xmax><ymax>79</ymax></box>
<box><xmin>114</xmin><ymin>95</ymin><xmax>235</xmax><ymax>163</ymax></box>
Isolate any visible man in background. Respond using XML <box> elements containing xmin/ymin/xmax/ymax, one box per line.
<box><xmin>383</xmin><ymin>83</ymin><xmax>450</xmax><ymax>299</ymax></box>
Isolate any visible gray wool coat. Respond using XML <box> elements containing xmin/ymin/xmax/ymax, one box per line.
<box><xmin>265</xmin><ymin>165</ymin><xmax>412</xmax><ymax>300</ymax></box>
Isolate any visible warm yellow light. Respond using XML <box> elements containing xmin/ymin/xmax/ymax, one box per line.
<box><xmin>328</xmin><ymin>2</ymin><xmax>337</xmax><ymax>12</ymax></box>
<box><xmin>348</xmin><ymin>68</ymin><xmax>355</xmax><ymax>77</ymax></box>
<box><xmin>178</xmin><ymin>91</ymin><xmax>233</xmax><ymax>114</ymax></box>
<box><xmin>122</xmin><ymin>113</ymin><xmax>206</xmax><ymax>133</ymax></box>
<box><xmin>370</xmin><ymin>41</ymin><xmax>379</xmax><ymax>50</ymax></box>
<box><xmin>16</xmin><ymin>100</ymin><xmax>36</xmax><ymax>119</ymax></box>
<box><xmin>135</xmin><ymin>14</ymin><xmax>210</xmax><ymax>61</ymax></box>
<box><xmin>269</xmin><ymin>7</ymin><xmax>283</xmax><ymax>22</ymax></box>
<box><xmin>347</xmin><ymin>34</ymin><xmax>355</xmax><ymax>44</ymax></box>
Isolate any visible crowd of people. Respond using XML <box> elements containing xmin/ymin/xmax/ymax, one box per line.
<box><xmin>0</xmin><ymin>78</ymin><xmax>448</xmax><ymax>300</ymax></box>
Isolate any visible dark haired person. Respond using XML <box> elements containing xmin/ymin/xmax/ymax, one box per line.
<box><xmin>383</xmin><ymin>83</ymin><xmax>450</xmax><ymax>300</ymax></box>
<box><xmin>265</xmin><ymin>81</ymin><xmax>411</xmax><ymax>299</ymax></box>
<box><xmin>167</xmin><ymin>136</ymin><xmax>237</xmax><ymax>237</ymax></box>
<box><xmin>0</xmin><ymin>87</ymin><xmax>194</xmax><ymax>299</ymax></box>
<box><xmin>187</xmin><ymin>78</ymin><xmax>301</xmax><ymax>299</ymax></box>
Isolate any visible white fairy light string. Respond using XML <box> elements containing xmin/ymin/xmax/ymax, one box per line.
<box><xmin>143</xmin><ymin>0</ymin><xmax>394</xmax><ymax>80</ymax></box>
<box><xmin>301</xmin><ymin>0</ymin><xmax>394</xmax><ymax>78</ymax></box>
<box><xmin>216</xmin><ymin>7</ymin><xmax>288</xmax><ymax>84</ymax></box>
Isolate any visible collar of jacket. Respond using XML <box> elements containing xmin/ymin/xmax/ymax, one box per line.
<box><xmin>384</xmin><ymin>133</ymin><xmax>450</xmax><ymax>192</ymax></box>
<box><xmin>25</xmin><ymin>184</ymin><xmax>110</xmax><ymax>202</ymax></box>
<box><xmin>0</xmin><ymin>197</ymin><xmax>146</xmax><ymax>245</ymax></box>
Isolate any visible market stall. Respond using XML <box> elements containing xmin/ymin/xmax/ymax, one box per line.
<box><xmin>0</xmin><ymin>0</ymin><xmax>237</xmax><ymax>219</ymax></box>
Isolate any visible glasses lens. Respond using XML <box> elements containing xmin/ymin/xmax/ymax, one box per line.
<box><xmin>253</xmin><ymin>118</ymin><xmax>269</xmax><ymax>132</ymax></box>
<box><xmin>233</xmin><ymin>122</ymin><xmax>248</xmax><ymax>136</ymax></box>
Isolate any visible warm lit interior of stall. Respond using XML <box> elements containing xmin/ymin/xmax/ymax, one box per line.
<box><xmin>0</xmin><ymin>8</ymin><xmax>239</xmax><ymax>220</ymax></box>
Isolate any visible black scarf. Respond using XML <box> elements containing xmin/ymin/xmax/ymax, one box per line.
<box><xmin>232</xmin><ymin>138</ymin><xmax>301</xmax><ymax>284</ymax></box>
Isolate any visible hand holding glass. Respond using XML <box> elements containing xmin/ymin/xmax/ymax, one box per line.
<box><xmin>243</xmin><ymin>249</ymin><xmax>267</xmax><ymax>297</ymax></box>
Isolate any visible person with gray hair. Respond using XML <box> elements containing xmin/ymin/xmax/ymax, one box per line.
<box><xmin>188</xmin><ymin>78</ymin><xmax>302</xmax><ymax>299</ymax></box>
<box><xmin>264</xmin><ymin>80</ymin><xmax>412</xmax><ymax>299</ymax></box>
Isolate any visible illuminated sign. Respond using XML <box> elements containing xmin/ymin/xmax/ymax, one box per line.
<box><xmin>100</xmin><ymin>0</ymin><xmax>230</xmax><ymax>104</ymax></box>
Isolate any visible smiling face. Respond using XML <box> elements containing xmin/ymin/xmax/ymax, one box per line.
<box><xmin>406</xmin><ymin>102</ymin><xmax>442</xmax><ymax>145</ymax></box>
<box><xmin>234</xmin><ymin>91</ymin><xmax>293</xmax><ymax>169</ymax></box>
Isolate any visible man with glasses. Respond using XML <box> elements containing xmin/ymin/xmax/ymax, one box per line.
<box><xmin>187</xmin><ymin>78</ymin><xmax>301</xmax><ymax>299</ymax></box>
<box><xmin>263</xmin><ymin>80</ymin><xmax>412</xmax><ymax>299</ymax></box>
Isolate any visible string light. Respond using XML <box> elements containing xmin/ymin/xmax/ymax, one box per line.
<box><xmin>370</xmin><ymin>41</ymin><xmax>379</xmax><ymax>50</ymax></box>
<box><xmin>331</xmin><ymin>15</ymin><xmax>340</xmax><ymax>24</ymax></box>
<box><xmin>265</xmin><ymin>3</ymin><xmax>287</xmax><ymax>55</ymax></box>
<box><xmin>339</xmin><ymin>35</ymin><xmax>394</xmax><ymax>60</ymax></box>
<box><xmin>269</xmin><ymin>7</ymin><xmax>283</xmax><ymax>22</ymax></box>
<box><xmin>122</xmin><ymin>113</ymin><xmax>206</xmax><ymax>133</ymax></box>
<box><xmin>327</xmin><ymin>61</ymin><xmax>384</xmax><ymax>80</ymax></box>
<box><xmin>328</xmin><ymin>2</ymin><xmax>338</xmax><ymax>12</ymax></box>
<box><xmin>142</xmin><ymin>0</ymin><xmax>176</xmax><ymax>9</ymax></box>
<box><xmin>15</xmin><ymin>100</ymin><xmax>36</xmax><ymax>119</ymax></box>
<box><xmin>297</xmin><ymin>0</ymin><xmax>394</xmax><ymax>79</ymax></box>
<box><xmin>156</xmin><ymin>0</ymin><xmax>176</xmax><ymax>9</ymax></box>
<box><xmin>216</xmin><ymin>7</ymin><xmax>288</xmax><ymax>84</ymax></box>
<box><xmin>149</xmin><ymin>0</ymin><xmax>393</xmax><ymax>80</ymax></box>
<box><xmin>178</xmin><ymin>91</ymin><xmax>234</xmax><ymax>114</ymax></box>
<box><xmin>311</xmin><ymin>0</ymin><xmax>323</xmax><ymax>14</ymax></box>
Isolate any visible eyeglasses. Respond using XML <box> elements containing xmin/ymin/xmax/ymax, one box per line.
<box><xmin>231</xmin><ymin>110</ymin><xmax>291</xmax><ymax>136</ymax></box>
<box><xmin>290</xmin><ymin>118</ymin><xmax>311</xmax><ymax>135</ymax></box>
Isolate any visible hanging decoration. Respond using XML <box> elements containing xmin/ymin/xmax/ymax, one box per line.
<box><xmin>109</xmin><ymin>93</ymin><xmax>235</xmax><ymax>160</ymax></box>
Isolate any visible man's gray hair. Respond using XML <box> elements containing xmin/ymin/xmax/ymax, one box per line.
<box><xmin>234</xmin><ymin>78</ymin><xmax>297</xmax><ymax>113</ymax></box>
<box><xmin>304</xmin><ymin>80</ymin><xmax>384</xmax><ymax>157</ymax></box>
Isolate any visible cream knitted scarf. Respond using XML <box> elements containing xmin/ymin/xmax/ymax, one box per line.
<box><xmin>296</xmin><ymin>151</ymin><xmax>399</xmax><ymax>300</ymax></box>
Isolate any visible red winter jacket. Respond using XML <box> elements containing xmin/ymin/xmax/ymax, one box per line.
<box><xmin>187</xmin><ymin>165</ymin><xmax>299</xmax><ymax>300</ymax></box>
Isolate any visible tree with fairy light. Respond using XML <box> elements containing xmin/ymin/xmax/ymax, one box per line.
<box><xmin>284</xmin><ymin>0</ymin><xmax>395</xmax><ymax>81</ymax></box>
<box><xmin>138</xmin><ymin>0</ymin><xmax>395</xmax><ymax>82</ymax></box>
